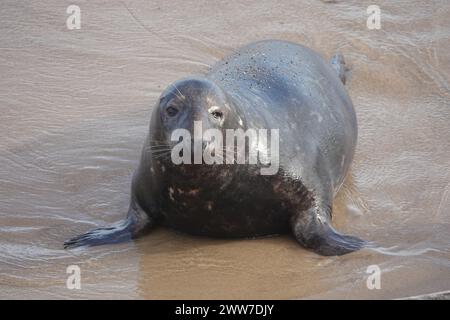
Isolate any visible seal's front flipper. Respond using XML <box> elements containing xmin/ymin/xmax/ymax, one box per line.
<box><xmin>330</xmin><ymin>53</ymin><xmax>348</xmax><ymax>84</ymax></box>
<box><xmin>290</xmin><ymin>209</ymin><xmax>366</xmax><ymax>256</ymax></box>
<box><xmin>64</xmin><ymin>201</ymin><xmax>155</xmax><ymax>249</ymax></box>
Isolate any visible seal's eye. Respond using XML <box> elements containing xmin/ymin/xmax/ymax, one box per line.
<box><xmin>211</xmin><ymin>110</ymin><xmax>223</xmax><ymax>120</ymax></box>
<box><xmin>211</xmin><ymin>111</ymin><xmax>223</xmax><ymax>119</ymax></box>
<box><xmin>208</xmin><ymin>106</ymin><xmax>224</xmax><ymax>122</ymax></box>
<box><xmin>166</xmin><ymin>106</ymin><xmax>179</xmax><ymax>117</ymax></box>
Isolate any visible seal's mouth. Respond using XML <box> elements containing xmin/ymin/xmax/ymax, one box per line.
<box><xmin>155</xmin><ymin>119</ymin><xmax>280</xmax><ymax>175</ymax></box>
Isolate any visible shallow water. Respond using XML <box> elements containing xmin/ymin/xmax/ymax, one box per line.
<box><xmin>0</xmin><ymin>0</ymin><xmax>449</xmax><ymax>299</ymax></box>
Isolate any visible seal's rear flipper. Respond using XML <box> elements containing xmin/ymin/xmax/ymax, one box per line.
<box><xmin>290</xmin><ymin>210</ymin><xmax>367</xmax><ymax>256</ymax></box>
<box><xmin>64</xmin><ymin>203</ymin><xmax>154</xmax><ymax>249</ymax></box>
<box><xmin>330</xmin><ymin>53</ymin><xmax>348</xmax><ymax>84</ymax></box>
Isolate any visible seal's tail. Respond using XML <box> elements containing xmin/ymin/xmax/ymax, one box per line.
<box><xmin>64</xmin><ymin>203</ymin><xmax>152</xmax><ymax>249</ymax></box>
<box><xmin>330</xmin><ymin>53</ymin><xmax>348</xmax><ymax>85</ymax></box>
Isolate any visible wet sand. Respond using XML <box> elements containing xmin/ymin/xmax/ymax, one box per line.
<box><xmin>0</xmin><ymin>0</ymin><xmax>449</xmax><ymax>299</ymax></box>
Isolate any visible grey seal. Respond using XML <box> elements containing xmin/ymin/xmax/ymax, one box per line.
<box><xmin>64</xmin><ymin>40</ymin><xmax>367</xmax><ymax>255</ymax></box>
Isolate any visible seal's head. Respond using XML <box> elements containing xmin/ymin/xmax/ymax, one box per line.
<box><xmin>151</xmin><ymin>76</ymin><xmax>243</xmax><ymax>142</ymax></box>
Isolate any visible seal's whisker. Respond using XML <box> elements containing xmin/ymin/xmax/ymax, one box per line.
<box><xmin>151</xmin><ymin>151</ymin><xmax>172</xmax><ymax>160</ymax></box>
<box><xmin>147</xmin><ymin>142</ymin><xmax>173</xmax><ymax>147</ymax></box>
<box><xmin>150</xmin><ymin>151</ymin><xmax>172</xmax><ymax>157</ymax></box>
<box><xmin>147</xmin><ymin>150</ymin><xmax>172</xmax><ymax>155</ymax></box>
<box><xmin>149</xmin><ymin>142</ymin><xmax>172</xmax><ymax>146</ymax></box>
<box><xmin>147</xmin><ymin>146</ymin><xmax>173</xmax><ymax>151</ymax></box>
<box><xmin>147</xmin><ymin>139</ymin><xmax>173</xmax><ymax>145</ymax></box>
<box><xmin>145</xmin><ymin>145</ymin><xmax>173</xmax><ymax>152</ymax></box>
<box><xmin>150</xmin><ymin>149</ymin><xmax>172</xmax><ymax>156</ymax></box>
<box><xmin>155</xmin><ymin>154</ymin><xmax>173</xmax><ymax>163</ymax></box>
<box><xmin>169</xmin><ymin>83</ymin><xmax>186</xmax><ymax>101</ymax></box>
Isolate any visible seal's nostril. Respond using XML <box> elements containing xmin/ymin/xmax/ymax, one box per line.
<box><xmin>166</xmin><ymin>106</ymin><xmax>179</xmax><ymax>117</ymax></box>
